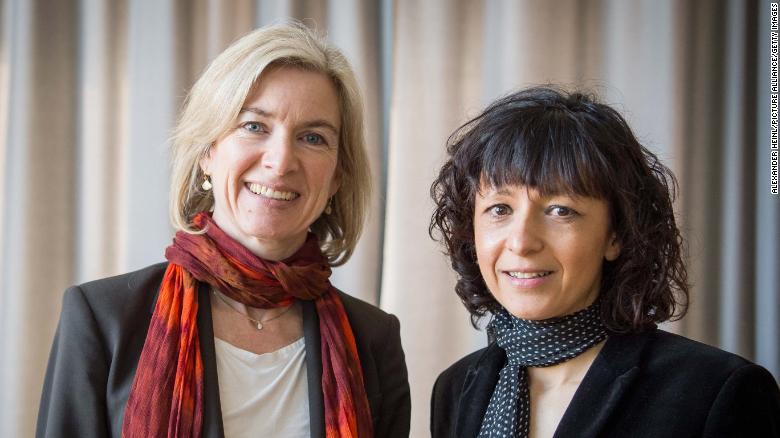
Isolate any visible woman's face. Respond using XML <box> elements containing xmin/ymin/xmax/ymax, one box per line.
<box><xmin>201</xmin><ymin>66</ymin><xmax>341</xmax><ymax>260</ymax></box>
<box><xmin>474</xmin><ymin>184</ymin><xmax>620</xmax><ymax>320</ymax></box>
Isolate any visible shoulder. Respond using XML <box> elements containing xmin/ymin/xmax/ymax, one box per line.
<box><xmin>70</xmin><ymin>262</ymin><xmax>167</xmax><ymax>309</ymax></box>
<box><xmin>633</xmin><ymin>329</ymin><xmax>756</xmax><ymax>372</ymax></box>
<box><xmin>607</xmin><ymin>329</ymin><xmax>769</xmax><ymax>391</ymax></box>
<box><xmin>430</xmin><ymin>344</ymin><xmax>502</xmax><ymax>437</ymax></box>
<box><xmin>605</xmin><ymin>329</ymin><xmax>780</xmax><ymax>432</ymax></box>
<box><xmin>336</xmin><ymin>289</ymin><xmax>400</xmax><ymax>337</ymax></box>
<box><xmin>432</xmin><ymin>344</ymin><xmax>503</xmax><ymax>406</ymax></box>
<box><xmin>435</xmin><ymin>346</ymin><xmax>495</xmax><ymax>388</ymax></box>
<box><xmin>59</xmin><ymin>262</ymin><xmax>168</xmax><ymax>343</ymax></box>
<box><xmin>75</xmin><ymin>262</ymin><xmax>168</xmax><ymax>300</ymax></box>
<box><xmin>633</xmin><ymin>331</ymin><xmax>780</xmax><ymax>435</ymax></box>
<box><xmin>644</xmin><ymin>329</ymin><xmax>780</xmax><ymax>397</ymax></box>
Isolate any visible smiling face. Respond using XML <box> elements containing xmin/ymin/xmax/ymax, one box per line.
<box><xmin>474</xmin><ymin>184</ymin><xmax>621</xmax><ymax>320</ymax></box>
<box><xmin>201</xmin><ymin>66</ymin><xmax>341</xmax><ymax>260</ymax></box>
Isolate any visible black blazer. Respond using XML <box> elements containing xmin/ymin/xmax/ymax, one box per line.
<box><xmin>37</xmin><ymin>262</ymin><xmax>411</xmax><ymax>437</ymax></box>
<box><xmin>431</xmin><ymin>329</ymin><xmax>780</xmax><ymax>437</ymax></box>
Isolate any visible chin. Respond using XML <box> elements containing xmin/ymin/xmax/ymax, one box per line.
<box><xmin>498</xmin><ymin>296</ymin><xmax>566</xmax><ymax>321</ymax></box>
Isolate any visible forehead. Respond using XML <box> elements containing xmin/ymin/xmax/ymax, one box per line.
<box><xmin>477</xmin><ymin>180</ymin><xmax>613</xmax><ymax>211</ymax></box>
<box><xmin>478</xmin><ymin>182</ymin><xmax>575</xmax><ymax>200</ymax></box>
<box><xmin>242</xmin><ymin>65</ymin><xmax>341</xmax><ymax>127</ymax></box>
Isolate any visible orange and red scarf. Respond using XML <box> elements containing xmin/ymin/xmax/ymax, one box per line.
<box><xmin>121</xmin><ymin>212</ymin><xmax>373</xmax><ymax>437</ymax></box>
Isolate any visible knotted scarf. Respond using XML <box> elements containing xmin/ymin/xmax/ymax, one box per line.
<box><xmin>122</xmin><ymin>212</ymin><xmax>373</xmax><ymax>437</ymax></box>
<box><xmin>477</xmin><ymin>301</ymin><xmax>607</xmax><ymax>437</ymax></box>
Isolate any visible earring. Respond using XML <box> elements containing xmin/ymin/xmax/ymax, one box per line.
<box><xmin>324</xmin><ymin>198</ymin><xmax>333</xmax><ymax>215</ymax></box>
<box><xmin>201</xmin><ymin>175</ymin><xmax>212</xmax><ymax>191</ymax></box>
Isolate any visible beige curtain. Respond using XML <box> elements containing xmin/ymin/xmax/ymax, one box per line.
<box><xmin>1</xmin><ymin>0</ymin><xmax>775</xmax><ymax>436</ymax></box>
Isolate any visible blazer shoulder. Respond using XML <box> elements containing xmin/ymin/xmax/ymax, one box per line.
<box><xmin>336</xmin><ymin>289</ymin><xmax>399</xmax><ymax>337</ymax></box>
<box><xmin>642</xmin><ymin>330</ymin><xmax>755</xmax><ymax>371</ymax></box>
<box><xmin>77</xmin><ymin>262</ymin><xmax>168</xmax><ymax>297</ymax></box>
<box><xmin>62</xmin><ymin>262</ymin><xmax>168</xmax><ymax>337</ymax></box>
<box><xmin>434</xmin><ymin>344</ymin><xmax>502</xmax><ymax>396</ymax></box>
<box><xmin>431</xmin><ymin>344</ymin><xmax>501</xmax><ymax>438</ymax></box>
<box><xmin>337</xmin><ymin>290</ymin><xmax>393</xmax><ymax>319</ymax></box>
<box><xmin>74</xmin><ymin>262</ymin><xmax>167</xmax><ymax>304</ymax></box>
<box><xmin>638</xmin><ymin>331</ymin><xmax>780</xmax><ymax>435</ymax></box>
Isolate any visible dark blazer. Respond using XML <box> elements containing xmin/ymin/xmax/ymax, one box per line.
<box><xmin>37</xmin><ymin>262</ymin><xmax>411</xmax><ymax>438</ymax></box>
<box><xmin>431</xmin><ymin>329</ymin><xmax>780</xmax><ymax>437</ymax></box>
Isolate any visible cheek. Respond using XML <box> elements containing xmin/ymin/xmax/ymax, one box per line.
<box><xmin>316</xmin><ymin>158</ymin><xmax>339</xmax><ymax>192</ymax></box>
<box><xmin>561</xmin><ymin>238</ymin><xmax>606</xmax><ymax>278</ymax></box>
<box><xmin>474</xmin><ymin>223</ymin><xmax>503</xmax><ymax>254</ymax></box>
<box><xmin>473</xmin><ymin>222</ymin><xmax>501</xmax><ymax>275</ymax></box>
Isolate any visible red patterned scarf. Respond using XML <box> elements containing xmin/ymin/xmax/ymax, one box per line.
<box><xmin>122</xmin><ymin>212</ymin><xmax>373</xmax><ymax>437</ymax></box>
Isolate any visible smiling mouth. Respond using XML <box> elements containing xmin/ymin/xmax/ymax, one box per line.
<box><xmin>506</xmin><ymin>271</ymin><xmax>553</xmax><ymax>279</ymax></box>
<box><xmin>246</xmin><ymin>183</ymin><xmax>299</xmax><ymax>201</ymax></box>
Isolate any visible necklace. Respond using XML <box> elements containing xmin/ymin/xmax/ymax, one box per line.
<box><xmin>212</xmin><ymin>290</ymin><xmax>294</xmax><ymax>330</ymax></box>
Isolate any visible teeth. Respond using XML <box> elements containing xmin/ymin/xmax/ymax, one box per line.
<box><xmin>507</xmin><ymin>271</ymin><xmax>551</xmax><ymax>279</ymax></box>
<box><xmin>247</xmin><ymin>183</ymin><xmax>298</xmax><ymax>201</ymax></box>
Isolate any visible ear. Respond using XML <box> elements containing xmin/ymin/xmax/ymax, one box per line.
<box><xmin>605</xmin><ymin>232</ymin><xmax>621</xmax><ymax>261</ymax></box>
<box><xmin>199</xmin><ymin>145</ymin><xmax>214</xmax><ymax>175</ymax></box>
<box><xmin>328</xmin><ymin>170</ymin><xmax>342</xmax><ymax>198</ymax></box>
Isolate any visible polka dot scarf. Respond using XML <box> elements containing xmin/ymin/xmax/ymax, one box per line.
<box><xmin>477</xmin><ymin>301</ymin><xmax>606</xmax><ymax>438</ymax></box>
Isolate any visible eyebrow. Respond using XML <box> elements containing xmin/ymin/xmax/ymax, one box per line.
<box><xmin>484</xmin><ymin>186</ymin><xmax>569</xmax><ymax>202</ymax></box>
<box><xmin>480</xmin><ymin>186</ymin><xmax>513</xmax><ymax>197</ymax></box>
<box><xmin>239</xmin><ymin>107</ymin><xmax>340</xmax><ymax>135</ymax></box>
<box><xmin>495</xmin><ymin>187</ymin><xmax>513</xmax><ymax>196</ymax></box>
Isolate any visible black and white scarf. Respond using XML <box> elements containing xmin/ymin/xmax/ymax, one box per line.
<box><xmin>477</xmin><ymin>301</ymin><xmax>607</xmax><ymax>437</ymax></box>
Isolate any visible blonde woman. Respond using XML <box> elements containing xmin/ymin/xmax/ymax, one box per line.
<box><xmin>37</xmin><ymin>23</ymin><xmax>410</xmax><ymax>438</ymax></box>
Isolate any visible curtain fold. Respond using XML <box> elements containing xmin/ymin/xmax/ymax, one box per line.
<box><xmin>382</xmin><ymin>0</ymin><xmax>489</xmax><ymax>435</ymax></box>
<box><xmin>0</xmin><ymin>1</ymin><xmax>775</xmax><ymax>436</ymax></box>
<box><xmin>0</xmin><ymin>1</ymin><xmax>78</xmax><ymax>436</ymax></box>
<box><xmin>756</xmin><ymin>0</ymin><xmax>780</xmax><ymax>379</ymax></box>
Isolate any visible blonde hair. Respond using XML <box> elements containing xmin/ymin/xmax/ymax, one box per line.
<box><xmin>170</xmin><ymin>22</ymin><xmax>370</xmax><ymax>266</ymax></box>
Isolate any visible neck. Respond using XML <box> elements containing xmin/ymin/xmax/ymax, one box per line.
<box><xmin>211</xmin><ymin>213</ymin><xmax>306</xmax><ymax>261</ymax></box>
<box><xmin>214</xmin><ymin>289</ymin><xmax>294</xmax><ymax>320</ymax></box>
<box><xmin>242</xmin><ymin>236</ymin><xmax>304</xmax><ymax>261</ymax></box>
<box><xmin>527</xmin><ymin>339</ymin><xmax>606</xmax><ymax>388</ymax></box>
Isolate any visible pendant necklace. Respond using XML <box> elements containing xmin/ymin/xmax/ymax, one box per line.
<box><xmin>212</xmin><ymin>290</ymin><xmax>294</xmax><ymax>330</ymax></box>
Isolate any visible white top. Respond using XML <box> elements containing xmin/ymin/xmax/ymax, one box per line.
<box><xmin>214</xmin><ymin>337</ymin><xmax>310</xmax><ymax>438</ymax></box>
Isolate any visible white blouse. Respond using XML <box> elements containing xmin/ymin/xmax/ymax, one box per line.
<box><xmin>214</xmin><ymin>337</ymin><xmax>310</xmax><ymax>438</ymax></box>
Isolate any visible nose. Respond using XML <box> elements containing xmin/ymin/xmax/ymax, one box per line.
<box><xmin>262</xmin><ymin>132</ymin><xmax>298</xmax><ymax>175</ymax></box>
<box><xmin>505</xmin><ymin>213</ymin><xmax>544</xmax><ymax>256</ymax></box>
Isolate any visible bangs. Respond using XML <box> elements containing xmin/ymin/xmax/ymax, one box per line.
<box><xmin>468</xmin><ymin>108</ymin><xmax>612</xmax><ymax>199</ymax></box>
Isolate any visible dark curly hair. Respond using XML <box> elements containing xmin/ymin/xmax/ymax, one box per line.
<box><xmin>429</xmin><ymin>86</ymin><xmax>689</xmax><ymax>333</ymax></box>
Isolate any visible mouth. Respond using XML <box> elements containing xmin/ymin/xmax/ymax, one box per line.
<box><xmin>246</xmin><ymin>182</ymin><xmax>299</xmax><ymax>201</ymax></box>
<box><xmin>505</xmin><ymin>270</ymin><xmax>554</xmax><ymax>279</ymax></box>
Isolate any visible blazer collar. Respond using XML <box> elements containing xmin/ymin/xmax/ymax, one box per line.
<box><xmin>302</xmin><ymin>299</ymin><xmax>325</xmax><ymax>438</ymax></box>
<box><xmin>455</xmin><ymin>343</ymin><xmax>506</xmax><ymax>437</ymax></box>
<box><xmin>197</xmin><ymin>282</ymin><xmax>226</xmax><ymax>438</ymax></box>
<box><xmin>553</xmin><ymin>332</ymin><xmax>647</xmax><ymax>438</ymax></box>
<box><xmin>456</xmin><ymin>332</ymin><xmax>650</xmax><ymax>438</ymax></box>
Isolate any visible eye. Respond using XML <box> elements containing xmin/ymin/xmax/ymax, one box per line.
<box><xmin>487</xmin><ymin>204</ymin><xmax>512</xmax><ymax>217</ymax></box>
<box><xmin>241</xmin><ymin>122</ymin><xmax>265</xmax><ymax>133</ymax></box>
<box><xmin>301</xmin><ymin>133</ymin><xmax>326</xmax><ymax>146</ymax></box>
<box><xmin>545</xmin><ymin>205</ymin><xmax>578</xmax><ymax>217</ymax></box>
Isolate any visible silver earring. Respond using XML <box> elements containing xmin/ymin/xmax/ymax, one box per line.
<box><xmin>324</xmin><ymin>198</ymin><xmax>333</xmax><ymax>215</ymax></box>
<box><xmin>201</xmin><ymin>175</ymin><xmax>212</xmax><ymax>191</ymax></box>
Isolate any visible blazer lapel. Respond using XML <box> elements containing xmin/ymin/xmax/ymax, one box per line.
<box><xmin>197</xmin><ymin>282</ymin><xmax>226</xmax><ymax>438</ymax></box>
<box><xmin>455</xmin><ymin>343</ymin><xmax>506</xmax><ymax>438</ymax></box>
<box><xmin>553</xmin><ymin>332</ymin><xmax>648</xmax><ymax>438</ymax></box>
<box><xmin>302</xmin><ymin>300</ymin><xmax>325</xmax><ymax>438</ymax></box>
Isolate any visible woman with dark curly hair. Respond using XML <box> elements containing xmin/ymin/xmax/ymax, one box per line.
<box><xmin>429</xmin><ymin>86</ymin><xmax>780</xmax><ymax>438</ymax></box>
